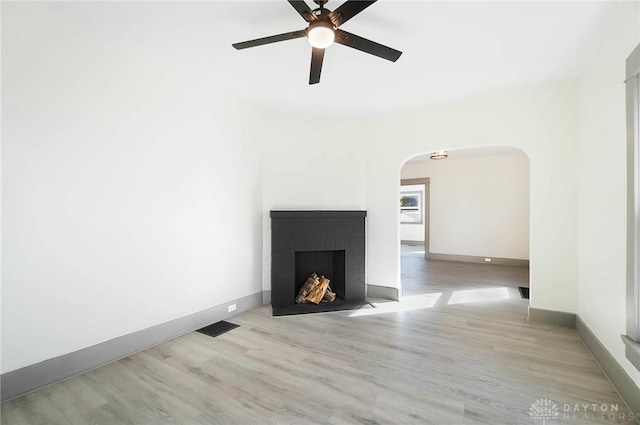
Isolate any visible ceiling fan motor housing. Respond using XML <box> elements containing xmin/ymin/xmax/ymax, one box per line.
<box><xmin>313</xmin><ymin>7</ymin><xmax>331</xmax><ymax>18</ymax></box>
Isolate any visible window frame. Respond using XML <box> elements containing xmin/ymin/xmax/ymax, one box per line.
<box><xmin>624</xmin><ymin>43</ymin><xmax>640</xmax><ymax>370</ymax></box>
<box><xmin>400</xmin><ymin>189</ymin><xmax>424</xmax><ymax>225</ymax></box>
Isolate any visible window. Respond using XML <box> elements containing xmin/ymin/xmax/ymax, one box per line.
<box><xmin>400</xmin><ymin>186</ymin><xmax>424</xmax><ymax>225</ymax></box>
<box><xmin>624</xmin><ymin>43</ymin><xmax>640</xmax><ymax>370</ymax></box>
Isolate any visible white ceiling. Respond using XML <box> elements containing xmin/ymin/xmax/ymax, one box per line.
<box><xmin>28</xmin><ymin>0</ymin><xmax>617</xmax><ymax>113</ymax></box>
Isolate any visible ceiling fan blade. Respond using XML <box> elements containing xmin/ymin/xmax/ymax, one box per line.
<box><xmin>335</xmin><ymin>29</ymin><xmax>402</xmax><ymax>62</ymax></box>
<box><xmin>328</xmin><ymin>0</ymin><xmax>376</xmax><ymax>28</ymax></box>
<box><xmin>309</xmin><ymin>47</ymin><xmax>325</xmax><ymax>85</ymax></box>
<box><xmin>287</xmin><ymin>0</ymin><xmax>317</xmax><ymax>22</ymax></box>
<box><xmin>232</xmin><ymin>29</ymin><xmax>307</xmax><ymax>50</ymax></box>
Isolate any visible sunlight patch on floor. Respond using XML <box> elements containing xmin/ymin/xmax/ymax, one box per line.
<box><xmin>447</xmin><ymin>287</ymin><xmax>511</xmax><ymax>305</ymax></box>
<box><xmin>349</xmin><ymin>293</ymin><xmax>442</xmax><ymax>317</ymax></box>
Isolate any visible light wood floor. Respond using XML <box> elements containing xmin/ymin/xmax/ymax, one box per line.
<box><xmin>1</xmin><ymin>246</ymin><xmax>633</xmax><ymax>424</ymax></box>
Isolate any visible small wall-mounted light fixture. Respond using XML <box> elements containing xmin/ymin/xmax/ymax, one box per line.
<box><xmin>429</xmin><ymin>151</ymin><xmax>448</xmax><ymax>160</ymax></box>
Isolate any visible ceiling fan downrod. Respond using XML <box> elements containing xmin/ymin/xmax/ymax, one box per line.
<box><xmin>313</xmin><ymin>0</ymin><xmax>329</xmax><ymax>16</ymax></box>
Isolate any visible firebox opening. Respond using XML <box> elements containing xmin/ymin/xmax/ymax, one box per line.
<box><xmin>295</xmin><ymin>250</ymin><xmax>346</xmax><ymax>301</ymax></box>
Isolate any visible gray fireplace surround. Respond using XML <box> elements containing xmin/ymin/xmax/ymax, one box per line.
<box><xmin>270</xmin><ymin>210</ymin><xmax>367</xmax><ymax>316</ymax></box>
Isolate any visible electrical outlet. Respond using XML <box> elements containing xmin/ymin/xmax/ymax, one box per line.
<box><xmin>228</xmin><ymin>304</ymin><xmax>237</xmax><ymax>312</ymax></box>
<box><xmin>484</xmin><ymin>257</ymin><xmax>492</xmax><ymax>262</ymax></box>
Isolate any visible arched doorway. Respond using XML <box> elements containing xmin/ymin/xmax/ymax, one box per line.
<box><xmin>398</xmin><ymin>146</ymin><xmax>531</xmax><ymax>303</ymax></box>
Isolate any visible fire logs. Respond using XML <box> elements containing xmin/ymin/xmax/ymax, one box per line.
<box><xmin>295</xmin><ymin>273</ymin><xmax>336</xmax><ymax>305</ymax></box>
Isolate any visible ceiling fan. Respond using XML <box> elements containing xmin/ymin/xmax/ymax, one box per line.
<box><xmin>232</xmin><ymin>0</ymin><xmax>402</xmax><ymax>85</ymax></box>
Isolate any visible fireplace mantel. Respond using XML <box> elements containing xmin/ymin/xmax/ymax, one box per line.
<box><xmin>270</xmin><ymin>210</ymin><xmax>367</xmax><ymax>316</ymax></box>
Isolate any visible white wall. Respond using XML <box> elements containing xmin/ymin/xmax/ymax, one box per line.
<box><xmin>577</xmin><ymin>2</ymin><xmax>640</xmax><ymax>386</ymax></box>
<box><xmin>399</xmin><ymin>183</ymin><xmax>425</xmax><ymax>242</ymax></box>
<box><xmin>2</xmin><ymin>5</ymin><xmax>263</xmax><ymax>373</ymax></box>
<box><xmin>401</xmin><ymin>153</ymin><xmax>530</xmax><ymax>260</ymax></box>
<box><xmin>6</xmin><ymin>1</ymin><xmax>636</xmax><ymax>389</ymax></box>
<box><xmin>362</xmin><ymin>81</ymin><xmax>578</xmax><ymax>312</ymax></box>
<box><xmin>259</xmin><ymin>79</ymin><xmax>579</xmax><ymax>313</ymax></box>
<box><xmin>259</xmin><ymin>112</ymin><xmax>368</xmax><ymax>292</ymax></box>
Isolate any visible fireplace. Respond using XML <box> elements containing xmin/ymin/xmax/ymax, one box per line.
<box><xmin>270</xmin><ymin>210</ymin><xmax>366</xmax><ymax>316</ymax></box>
<box><xmin>295</xmin><ymin>250</ymin><xmax>345</xmax><ymax>299</ymax></box>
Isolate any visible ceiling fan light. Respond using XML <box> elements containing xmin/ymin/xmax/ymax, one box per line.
<box><xmin>308</xmin><ymin>21</ymin><xmax>335</xmax><ymax>49</ymax></box>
